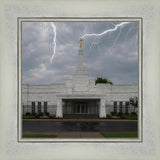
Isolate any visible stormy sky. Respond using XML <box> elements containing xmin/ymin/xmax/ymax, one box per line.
<box><xmin>22</xmin><ymin>21</ymin><xmax>138</xmax><ymax>84</ymax></box>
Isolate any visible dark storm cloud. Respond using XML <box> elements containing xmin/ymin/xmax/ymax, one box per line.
<box><xmin>22</xmin><ymin>21</ymin><xmax>138</xmax><ymax>84</ymax></box>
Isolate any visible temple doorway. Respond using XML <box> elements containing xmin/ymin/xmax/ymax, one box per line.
<box><xmin>63</xmin><ymin>99</ymin><xmax>100</xmax><ymax>118</ymax></box>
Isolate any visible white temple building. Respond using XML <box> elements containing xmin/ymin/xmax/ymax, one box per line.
<box><xmin>22</xmin><ymin>39</ymin><xmax>138</xmax><ymax>118</ymax></box>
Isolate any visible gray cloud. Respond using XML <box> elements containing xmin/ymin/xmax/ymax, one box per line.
<box><xmin>22</xmin><ymin>21</ymin><xmax>138</xmax><ymax>84</ymax></box>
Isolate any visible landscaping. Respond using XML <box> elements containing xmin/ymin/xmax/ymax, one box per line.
<box><xmin>106</xmin><ymin>113</ymin><xmax>138</xmax><ymax>120</ymax></box>
<box><xmin>22</xmin><ymin>132</ymin><xmax>137</xmax><ymax>138</ymax></box>
<box><xmin>22</xmin><ymin>112</ymin><xmax>138</xmax><ymax>120</ymax></box>
<box><xmin>22</xmin><ymin>134</ymin><xmax>57</xmax><ymax>138</ymax></box>
<box><xmin>101</xmin><ymin>132</ymin><xmax>138</xmax><ymax>138</ymax></box>
<box><xmin>22</xmin><ymin>113</ymin><xmax>55</xmax><ymax>119</ymax></box>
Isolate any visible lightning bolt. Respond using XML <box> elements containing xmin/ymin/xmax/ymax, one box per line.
<box><xmin>50</xmin><ymin>22</ymin><xmax>57</xmax><ymax>64</ymax></box>
<box><xmin>81</xmin><ymin>22</ymin><xmax>131</xmax><ymax>55</ymax></box>
<box><xmin>89</xmin><ymin>42</ymin><xmax>100</xmax><ymax>54</ymax></box>
<box><xmin>46</xmin><ymin>22</ymin><xmax>131</xmax><ymax>63</ymax></box>
<box><xmin>81</xmin><ymin>22</ymin><xmax>130</xmax><ymax>39</ymax></box>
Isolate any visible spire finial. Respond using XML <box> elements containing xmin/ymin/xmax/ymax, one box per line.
<box><xmin>80</xmin><ymin>38</ymin><xmax>82</xmax><ymax>47</ymax></box>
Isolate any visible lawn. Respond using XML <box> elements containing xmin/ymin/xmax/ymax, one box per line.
<box><xmin>22</xmin><ymin>134</ymin><xmax>57</xmax><ymax>138</ymax></box>
<box><xmin>123</xmin><ymin>115</ymin><xmax>138</xmax><ymax>120</ymax></box>
<box><xmin>22</xmin><ymin>115</ymin><xmax>55</xmax><ymax>119</ymax></box>
<box><xmin>22</xmin><ymin>115</ymin><xmax>36</xmax><ymax>119</ymax></box>
<box><xmin>101</xmin><ymin>132</ymin><xmax>138</xmax><ymax>138</ymax></box>
<box><xmin>106</xmin><ymin>114</ymin><xmax>138</xmax><ymax>120</ymax></box>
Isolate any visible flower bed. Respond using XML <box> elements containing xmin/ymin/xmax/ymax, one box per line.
<box><xmin>106</xmin><ymin>114</ymin><xmax>137</xmax><ymax>120</ymax></box>
<box><xmin>23</xmin><ymin>114</ymin><xmax>56</xmax><ymax>119</ymax></box>
<box><xmin>35</xmin><ymin>114</ymin><xmax>55</xmax><ymax>119</ymax></box>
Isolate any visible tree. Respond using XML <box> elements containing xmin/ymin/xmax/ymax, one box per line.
<box><xmin>129</xmin><ymin>96</ymin><xmax>138</xmax><ymax>113</ymax></box>
<box><xmin>95</xmin><ymin>77</ymin><xmax>113</xmax><ymax>85</ymax></box>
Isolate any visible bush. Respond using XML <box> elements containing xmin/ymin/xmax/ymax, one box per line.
<box><xmin>118</xmin><ymin>112</ymin><xmax>123</xmax><ymax>115</ymax></box>
<box><xmin>124</xmin><ymin>112</ymin><xmax>129</xmax><ymax>115</ymax></box>
<box><xmin>116</xmin><ymin>114</ymin><xmax>125</xmax><ymax>119</ymax></box>
<box><xmin>106</xmin><ymin>114</ymin><xmax>112</xmax><ymax>119</ymax></box>
<box><xmin>95</xmin><ymin>77</ymin><xmax>113</xmax><ymax>85</ymax></box>
<box><xmin>39</xmin><ymin>115</ymin><xmax>50</xmax><ymax>119</ymax></box>
<box><xmin>35</xmin><ymin>114</ymin><xmax>43</xmax><ymax>118</ymax></box>
<box><xmin>25</xmin><ymin>112</ymin><xmax>31</xmax><ymax>116</ymax></box>
<box><xmin>112</xmin><ymin>116</ymin><xmax>120</xmax><ymax>119</ymax></box>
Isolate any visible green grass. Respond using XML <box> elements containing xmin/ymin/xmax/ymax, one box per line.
<box><xmin>22</xmin><ymin>134</ymin><xmax>57</xmax><ymax>138</ymax></box>
<box><xmin>101</xmin><ymin>132</ymin><xmax>138</xmax><ymax>138</ymax></box>
<box><xmin>22</xmin><ymin>115</ymin><xmax>36</xmax><ymax>119</ymax></box>
<box><xmin>123</xmin><ymin>115</ymin><xmax>138</xmax><ymax>120</ymax></box>
<box><xmin>106</xmin><ymin>114</ymin><xmax>138</xmax><ymax>120</ymax></box>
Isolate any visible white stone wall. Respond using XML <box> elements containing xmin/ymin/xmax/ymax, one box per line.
<box><xmin>22</xmin><ymin>82</ymin><xmax>138</xmax><ymax>116</ymax></box>
<box><xmin>22</xmin><ymin>83</ymin><xmax>65</xmax><ymax>115</ymax></box>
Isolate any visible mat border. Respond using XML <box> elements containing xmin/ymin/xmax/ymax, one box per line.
<box><xmin>18</xmin><ymin>17</ymin><xmax>143</xmax><ymax>143</ymax></box>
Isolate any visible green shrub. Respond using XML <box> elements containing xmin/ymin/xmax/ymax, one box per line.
<box><xmin>23</xmin><ymin>115</ymin><xmax>36</xmax><ymax>119</ymax></box>
<box><xmin>95</xmin><ymin>77</ymin><xmax>113</xmax><ymax>85</ymax></box>
<box><xmin>39</xmin><ymin>116</ymin><xmax>49</xmax><ymax>119</ymax></box>
<box><xmin>23</xmin><ymin>134</ymin><xmax>57</xmax><ymax>138</ymax></box>
<box><xmin>106</xmin><ymin>114</ymin><xmax>112</xmax><ymax>119</ymax></box>
<box><xmin>112</xmin><ymin>116</ymin><xmax>120</xmax><ymax>119</ymax></box>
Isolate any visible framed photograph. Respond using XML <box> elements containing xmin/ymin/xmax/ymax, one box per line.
<box><xmin>18</xmin><ymin>18</ymin><xmax>142</xmax><ymax>142</ymax></box>
<box><xmin>0</xmin><ymin>0</ymin><xmax>160</xmax><ymax>160</ymax></box>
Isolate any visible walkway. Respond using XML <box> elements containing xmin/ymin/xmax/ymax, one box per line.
<box><xmin>23</xmin><ymin>132</ymin><xmax>104</xmax><ymax>138</ymax></box>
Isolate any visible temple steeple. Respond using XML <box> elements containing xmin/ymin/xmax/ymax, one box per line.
<box><xmin>80</xmin><ymin>38</ymin><xmax>82</xmax><ymax>47</ymax></box>
<box><xmin>76</xmin><ymin>39</ymin><xmax>85</xmax><ymax>75</ymax></box>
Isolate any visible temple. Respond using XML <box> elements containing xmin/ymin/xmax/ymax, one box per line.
<box><xmin>22</xmin><ymin>39</ymin><xmax>138</xmax><ymax>118</ymax></box>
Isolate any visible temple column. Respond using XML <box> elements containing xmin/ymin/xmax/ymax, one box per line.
<box><xmin>56</xmin><ymin>98</ymin><xmax>63</xmax><ymax>118</ymax></box>
<box><xmin>35</xmin><ymin>102</ymin><xmax>38</xmax><ymax>114</ymax></box>
<box><xmin>99</xmin><ymin>98</ymin><xmax>106</xmax><ymax>118</ymax></box>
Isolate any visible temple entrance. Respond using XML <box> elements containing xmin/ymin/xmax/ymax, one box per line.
<box><xmin>63</xmin><ymin>99</ymin><xmax>100</xmax><ymax>118</ymax></box>
<box><xmin>73</xmin><ymin>102</ymin><xmax>88</xmax><ymax>114</ymax></box>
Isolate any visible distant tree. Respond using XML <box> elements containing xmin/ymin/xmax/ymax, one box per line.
<box><xmin>129</xmin><ymin>96</ymin><xmax>138</xmax><ymax>112</ymax></box>
<box><xmin>95</xmin><ymin>77</ymin><xmax>113</xmax><ymax>85</ymax></box>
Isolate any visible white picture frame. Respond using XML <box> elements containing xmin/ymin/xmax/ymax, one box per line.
<box><xmin>0</xmin><ymin>0</ymin><xmax>160</xmax><ymax>159</ymax></box>
<box><xmin>18</xmin><ymin>17</ymin><xmax>142</xmax><ymax>143</ymax></box>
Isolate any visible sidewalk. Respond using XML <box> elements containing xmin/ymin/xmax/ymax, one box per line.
<box><xmin>23</xmin><ymin>132</ymin><xmax>104</xmax><ymax>138</ymax></box>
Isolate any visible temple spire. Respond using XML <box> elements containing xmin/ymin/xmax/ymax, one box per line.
<box><xmin>80</xmin><ymin>38</ymin><xmax>82</xmax><ymax>47</ymax></box>
<box><xmin>76</xmin><ymin>38</ymin><xmax>85</xmax><ymax>75</ymax></box>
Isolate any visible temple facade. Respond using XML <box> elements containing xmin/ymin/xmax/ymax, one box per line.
<box><xmin>22</xmin><ymin>40</ymin><xmax>138</xmax><ymax>118</ymax></box>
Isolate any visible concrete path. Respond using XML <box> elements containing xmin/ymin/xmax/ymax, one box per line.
<box><xmin>23</xmin><ymin>132</ymin><xmax>104</xmax><ymax>138</ymax></box>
